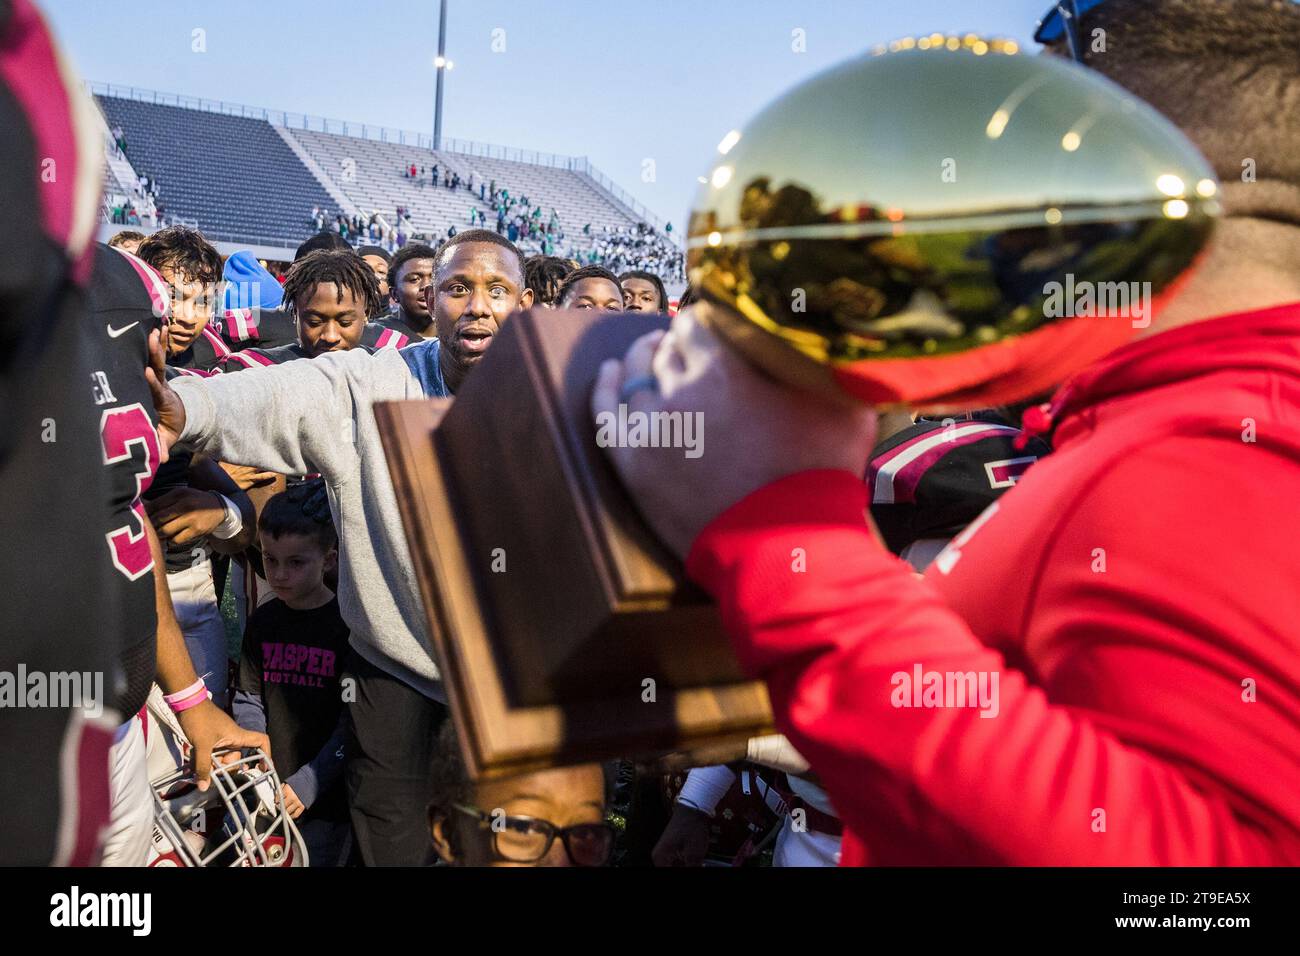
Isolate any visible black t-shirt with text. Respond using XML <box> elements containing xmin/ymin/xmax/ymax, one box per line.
<box><xmin>238</xmin><ymin>596</ymin><xmax>350</xmax><ymax>822</ymax></box>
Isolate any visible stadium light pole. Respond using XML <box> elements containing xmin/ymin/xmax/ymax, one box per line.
<box><xmin>433</xmin><ymin>0</ymin><xmax>448</xmax><ymax>151</ymax></box>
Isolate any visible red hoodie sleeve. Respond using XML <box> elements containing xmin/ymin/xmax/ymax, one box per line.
<box><xmin>686</xmin><ymin>470</ymin><xmax>1289</xmax><ymax>865</ymax></box>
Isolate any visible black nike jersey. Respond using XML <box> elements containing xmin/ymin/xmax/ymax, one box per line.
<box><xmin>1</xmin><ymin>2</ymin><xmax>126</xmax><ymax>866</ymax></box>
<box><xmin>364</xmin><ymin>317</ymin><xmax>414</xmax><ymax>351</ymax></box>
<box><xmin>219</xmin><ymin>340</ymin><xmax>388</xmax><ymax>372</ymax></box>
<box><xmin>867</xmin><ymin>412</ymin><xmax>1053</xmax><ymax>556</ymax></box>
<box><xmin>2</xmin><ymin>275</ymin><xmax>124</xmax><ymax>865</ymax></box>
<box><xmin>166</xmin><ymin>323</ymin><xmax>230</xmax><ymax>374</ymax></box>
<box><xmin>218</xmin><ymin>303</ymin><xmax>296</xmax><ymax>353</ymax></box>
<box><xmin>370</xmin><ymin>309</ymin><xmax>424</xmax><ymax>347</ymax></box>
<box><xmin>219</xmin><ymin>342</ymin><xmax>312</xmax><ymax>371</ymax></box>
<box><xmin>86</xmin><ymin>244</ymin><xmax>171</xmax><ymax>715</ymax></box>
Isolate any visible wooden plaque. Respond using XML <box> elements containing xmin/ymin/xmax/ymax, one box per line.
<box><xmin>376</xmin><ymin>309</ymin><xmax>772</xmax><ymax>779</ymax></box>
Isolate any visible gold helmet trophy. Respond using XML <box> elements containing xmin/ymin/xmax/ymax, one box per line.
<box><xmin>687</xmin><ymin>35</ymin><xmax>1219</xmax><ymax>413</ymax></box>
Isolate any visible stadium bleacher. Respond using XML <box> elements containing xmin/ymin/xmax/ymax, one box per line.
<box><xmin>285</xmin><ymin>127</ymin><xmax>656</xmax><ymax>252</ymax></box>
<box><xmin>286</xmin><ymin>130</ymin><xmax>488</xmax><ymax>237</ymax></box>
<box><xmin>97</xmin><ymin>96</ymin><xmax>339</xmax><ymax>245</ymax></box>
<box><xmin>462</xmin><ymin>151</ymin><xmax>644</xmax><ymax>235</ymax></box>
<box><xmin>92</xmin><ymin>88</ymin><xmax>681</xmax><ymax>282</ymax></box>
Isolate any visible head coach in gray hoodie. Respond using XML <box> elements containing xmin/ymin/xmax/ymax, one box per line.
<box><xmin>145</xmin><ymin>229</ymin><xmax>533</xmax><ymax>865</ymax></box>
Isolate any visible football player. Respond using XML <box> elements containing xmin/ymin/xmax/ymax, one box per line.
<box><xmin>221</xmin><ymin>249</ymin><xmax>389</xmax><ymax>368</ymax></box>
<box><xmin>90</xmin><ymin>244</ymin><xmax>268</xmax><ymax>864</ymax></box>
<box><xmin>357</xmin><ymin>244</ymin><xmax>391</xmax><ymax>300</ymax></box>
<box><xmin>371</xmin><ymin>243</ymin><xmax>437</xmax><ymax>340</ymax></box>
<box><xmin>0</xmin><ymin>0</ymin><xmax>118</xmax><ymax>866</ymax></box>
<box><xmin>131</xmin><ymin>227</ymin><xmax>261</xmax><ymax>709</ymax></box>
<box><xmin>556</xmin><ymin>266</ymin><xmax>625</xmax><ymax>312</ymax></box>
<box><xmin>224</xmin><ymin>244</ymin><xmax>409</xmax><ymax>359</ymax></box>
<box><xmin>619</xmin><ymin>270</ymin><xmax>667</xmax><ymax>314</ymax></box>
<box><xmin>524</xmin><ymin>255</ymin><xmax>574</xmax><ymax>309</ymax></box>
<box><xmin>218</xmin><ymin>249</ymin><xmax>390</xmax><ymax>627</ymax></box>
<box><xmin>136</xmin><ymin>225</ymin><xmax>228</xmax><ymax>374</ymax></box>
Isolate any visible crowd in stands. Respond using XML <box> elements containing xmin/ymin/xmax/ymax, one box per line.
<box><xmin>569</xmin><ymin>221</ymin><xmax>684</xmax><ymax>283</ymax></box>
<box><xmin>307</xmin><ymin>163</ymin><xmax>686</xmax><ymax>280</ymax></box>
<box><xmin>100</xmin><ymin>121</ymin><xmax>681</xmax><ymax>281</ymax></box>
<box><xmin>105</xmin><ymin>129</ymin><xmax>163</xmax><ymax>227</ymax></box>
<box><xmin>106</xmin><ymin>196</ymin><xmax>147</xmax><ymax>226</ymax></box>
<box><xmin>402</xmin><ymin>161</ymin><xmax>485</xmax><ymax>200</ymax></box>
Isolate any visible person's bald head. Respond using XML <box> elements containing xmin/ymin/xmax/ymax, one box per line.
<box><xmin>434</xmin><ymin>229</ymin><xmax>526</xmax><ymax>288</ymax></box>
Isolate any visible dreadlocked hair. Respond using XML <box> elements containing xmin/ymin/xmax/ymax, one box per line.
<box><xmin>524</xmin><ymin>255</ymin><xmax>575</xmax><ymax>306</ymax></box>
<box><xmin>282</xmin><ymin>249</ymin><xmax>384</xmax><ymax>319</ymax></box>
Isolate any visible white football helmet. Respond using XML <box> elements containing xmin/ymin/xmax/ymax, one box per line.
<box><xmin>144</xmin><ymin>686</ymin><xmax>308</xmax><ymax>867</ymax></box>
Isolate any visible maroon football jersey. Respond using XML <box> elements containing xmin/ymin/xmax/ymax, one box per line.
<box><xmin>87</xmin><ymin>244</ymin><xmax>172</xmax><ymax>714</ymax></box>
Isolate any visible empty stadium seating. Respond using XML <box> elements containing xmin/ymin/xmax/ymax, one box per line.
<box><xmin>93</xmin><ymin>89</ymin><xmax>679</xmax><ymax>273</ymax></box>
<box><xmin>287</xmin><ymin>129</ymin><xmax>486</xmax><ymax>239</ymax></box>
<box><xmin>97</xmin><ymin>96</ymin><xmax>338</xmax><ymax>244</ymax></box>
<box><xmin>285</xmin><ymin>127</ymin><xmax>644</xmax><ymax>249</ymax></box>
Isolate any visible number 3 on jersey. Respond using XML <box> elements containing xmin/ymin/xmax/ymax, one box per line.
<box><xmin>100</xmin><ymin>403</ymin><xmax>160</xmax><ymax>580</ymax></box>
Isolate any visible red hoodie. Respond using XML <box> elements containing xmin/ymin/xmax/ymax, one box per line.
<box><xmin>687</xmin><ymin>302</ymin><xmax>1300</xmax><ymax>865</ymax></box>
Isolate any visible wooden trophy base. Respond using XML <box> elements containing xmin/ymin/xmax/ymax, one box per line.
<box><xmin>376</xmin><ymin>309</ymin><xmax>773</xmax><ymax>780</ymax></box>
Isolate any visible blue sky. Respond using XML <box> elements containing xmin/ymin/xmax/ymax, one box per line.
<box><xmin>43</xmin><ymin>0</ymin><xmax>1050</xmax><ymax>227</ymax></box>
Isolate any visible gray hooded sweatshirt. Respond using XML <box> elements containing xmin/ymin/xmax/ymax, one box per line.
<box><xmin>173</xmin><ymin>338</ymin><xmax>450</xmax><ymax>700</ymax></box>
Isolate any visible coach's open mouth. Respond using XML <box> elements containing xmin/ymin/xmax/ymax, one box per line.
<box><xmin>458</xmin><ymin>326</ymin><xmax>493</xmax><ymax>353</ymax></box>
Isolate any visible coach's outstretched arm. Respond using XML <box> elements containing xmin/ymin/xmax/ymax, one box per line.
<box><xmin>146</xmin><ymin>329</ymin><xmax>386</xmax><ymax>482</ymax></box>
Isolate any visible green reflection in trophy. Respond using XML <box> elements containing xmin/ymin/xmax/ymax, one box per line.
<box><xmin>687</xmin><ymin>35</ymin><xmax>1219</xmax><ymax>412</ymax></box>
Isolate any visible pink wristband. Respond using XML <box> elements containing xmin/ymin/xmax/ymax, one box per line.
<box><xmin>165</xmin><ymin>679</ymin><xmax>211</xmax><ymax>713</ymax></box>
<box><xmin>169</xmin><ymin>687</ymin><xmax>211</xmax><ymax>713</ymax></box>
<box><xmin>163</xmin><ymin>678</ymin><xmax>205</xmax><ymax>706</ymax></box>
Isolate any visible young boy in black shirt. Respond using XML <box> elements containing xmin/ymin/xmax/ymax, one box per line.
<box><xmin>234</xmin><ymin>491</ymin><xmax>351</xmax><ymax>866</ymax></box>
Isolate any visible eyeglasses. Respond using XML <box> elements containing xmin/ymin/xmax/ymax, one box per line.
<box><xmin>1034</xmin><ymin>0</ymin><xmax>1107</xmax><ymax>62</ymax></box>
<box><xmin>453</xmin><ymin>804</ymin><xmax>615</xmax><ymax>867</ymax></box>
